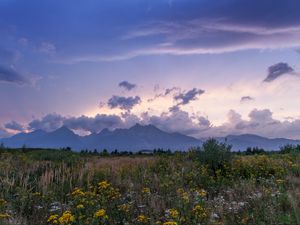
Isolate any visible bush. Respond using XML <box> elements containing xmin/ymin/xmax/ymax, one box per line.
<box><xmin>198</xmin><ymin>138</ymin><xmax>232</xmax><ymax>176</ymax></box>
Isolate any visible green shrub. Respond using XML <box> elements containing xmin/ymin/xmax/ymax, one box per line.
<box><xmin>198</xmin><ymin>138</ymin><xmax>232</xmax><ymax>176</ymax></box>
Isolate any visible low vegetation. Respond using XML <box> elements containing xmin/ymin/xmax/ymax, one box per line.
<box><xmin>0</xmin><ymin>141</ymin><xmax>300</xmax><ymax>225</ymax></box>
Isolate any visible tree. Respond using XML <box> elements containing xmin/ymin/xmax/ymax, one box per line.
<box><xmin>280</xmin><ymin>144</ymin><xmax>296</xmax><ymax>154</ymax></box>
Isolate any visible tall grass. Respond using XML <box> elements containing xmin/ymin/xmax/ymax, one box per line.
<box><xmin>0</xmin><ymin>145</ymin><xmax>299</xmax><ymax>225</ymax></box>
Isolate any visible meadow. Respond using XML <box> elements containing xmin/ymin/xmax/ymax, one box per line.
<box><xmin>0</xmin><ymin>140</ymin><xmax>300</xmax><ymax>225</ymax></box>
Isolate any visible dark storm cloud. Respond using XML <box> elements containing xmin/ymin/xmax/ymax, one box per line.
<box><xmin>5</xmin><ymin>121</ymin><xmax>25</xmax><ymax>132</ymax></box>
<box><xmin>118</xmin><ymin>81</ymin><xmax>137</xmax><ymax>91</ymax></box>
<box><xmin>174</xmin><ymin>88</ymin><xmax>205</xmax><ymax>105</ymax></box>
<box><xmin>240</xmin><ymin>96</ymin><xmax>254</xmax><ymax>102</ymax></box>
<box><xmin>107</xmin><ymin>95</ymin><xmax>141</xmax><ymax>110</ymax></box>
<box><xmin>264</xmin><ymin>62</ymin><xmax>294</xmax><ymax>82</ymax></box>
<box><xmin>0</xmin><ymin>65</ymin><xmax>29</xmax><ymax>85</ymax></box>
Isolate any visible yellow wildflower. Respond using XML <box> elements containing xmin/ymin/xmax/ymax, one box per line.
<box><xmin>58</xmin><ymin>211</ymin><xmax>75</xmax><ymax>224</ymax></box>
<box><xmin>168</xmin><ymin>209</ymin><xmax>179</xmax><ymax>218</ymax></box>
<box><xmin>76</xmin><ymin>204</ymin><xmax>84</xmax><ymax>209</ymax></box>
<box><xmin>193</xmin><ymin>205</ymin><xmax>207</xmax><ymax>219</ymax></box>
<box><xmin>33</xmin><ymin>192</ymin><xmax>41</xmax><ymax>196</ymax></box>
<box><xmin>182</xmin><ymin>192</ymin><xmax>189</xmax><ymax>203</ymax></box>
<box><xmin>0</xmin><ymin>213</ymin><xmax>11</xmax><ymax>219</ymax></box>
<box><xmin>137</xmin><ymin>214</ymin><xmax>149</xmax><ymax>223</ymax></box>
<box><xmin>108</xmin><ymin>188</ymin><xmax>121</xmax><ymax>199</ymax></box>
<box><xmin>71</xmin><ymin>188</ymin><xmax>85</xmax><ymax>196</ymax></box>
<box><xmin>98</xmin><ymin>181</ymin><xmax>110</xmax><ymax>189</ymax></box>
<box><xmin>142</xmin><ymin>187</ymin><xmax>151</xmax><ymax>194</ymax></box>
<box><xmin>47</xmin><ymin>214</ymin><xmax>58</xmax><ymax>224</ymax></box>
<box><xmin>176</xmin><ymin>188</ymin><xmax>184</xmax><ymax>195</ymax></box>
<box><xmin>0</xmin><ymin>199</ymin><xmax>7</xmax><ymax>205</ymax></box>
<box><xmin>199</xmin><ymin>189</ymin><xmax>207</xmax><ymax>197</ymax></box>
<box><xmin>242</xmin><ymin>216</ymin><xmax>249</xmax><ymax>225</ymax></box>
<box><xmin>163</xmin><ymin>222</ymin><xmax>178</xmax><ymax>225</ymax></box>
<box><xmin>94</xmin><ymin>209</ymin><xmax>107</xmax><ymax>219</ymax></box>
<box><xmin>118</xmin><ymin>203</ymin><xmax>131</xmax><ymax>213</ymax></box>
<box><xmin>276</xmin><ymin>179</ymin><xmax>285</xmax><ymax>184</ymax></box>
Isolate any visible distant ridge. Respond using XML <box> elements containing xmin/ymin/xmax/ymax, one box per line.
<box><xmin>0</xmin><ymin>124</ymin><xmax>201</xmax><ymax>151</ymax></box>
<box><xmin>217</xmin><ymin>134</ymin><xmax>300</xmax><ymax>151</ymax></box>
<box><xmin>1</xmin><ymin>125</ymin><xmax>300</xmax><ymax>151</ymax></box>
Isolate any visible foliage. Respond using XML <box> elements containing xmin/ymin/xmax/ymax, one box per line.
<box><xmin>0</xmin><ymin>147</ymin><xmax>299</xmax><ymax>225</ymax></box>
<box><xmin>198</xmin><ymin>139</ymin><xmax>232</xmax><ymax>176</ymax></box>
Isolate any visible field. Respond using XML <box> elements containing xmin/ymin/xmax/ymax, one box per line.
<box><xmin>0</xmin><ymin>140</ymin><xmax>300</xmax><ymax>225</ymax></box>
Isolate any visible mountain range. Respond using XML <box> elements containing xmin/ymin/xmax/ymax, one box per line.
<box><xmin>1</xmin><ymin>124</ymin><xmax>300</xmax><ymax>151</ymax></box>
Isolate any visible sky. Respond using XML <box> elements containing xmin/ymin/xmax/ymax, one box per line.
<box><xmin>1</xmin><ymin>0</ymin><xmax>300</xmax><ymax>139</ymax></box>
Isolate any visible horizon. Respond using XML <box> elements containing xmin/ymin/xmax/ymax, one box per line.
<box><xmin>1</xmin><ymin>0</ymin><xmax>300</xmax><ymax>140</ymax></box>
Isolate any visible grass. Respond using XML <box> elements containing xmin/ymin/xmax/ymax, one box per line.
<box><xmin>0</xmin><ymin>143</ymin><xmax>299</xmax><ymax>225</ymax></box>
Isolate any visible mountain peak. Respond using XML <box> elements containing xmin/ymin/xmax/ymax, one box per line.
<box><xmin>52</xmin><ymin>126</ymin><xmax>74</xmax><ymax>135</ymax></box>
<box><xmin>99</xmin><ymin>128</ymin><xmax>111</xmax><ymax>135</ymax></box>
<box><xmin>130</xmin><ymin>123</ymin><xmax>159</xmax><ymax>131</ymax></box>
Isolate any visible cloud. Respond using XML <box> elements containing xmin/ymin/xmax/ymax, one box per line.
<box><xmin>142</xmin><ymin>109</ymin><xmax>211</xmax><ymax>135</ymax></box>
<box><xmin>0</xmin><ymin>126</ymin><xmax>11</xmax><ymax>138</ymax></box>
<box><xmin>65</xmin><ymin>17</ymin><xmax>300</xmax><ymax>63</ymax></box>
<box><xmin>264</xmin><ymin>62</ymin><xmax>295</xmax><ymax>82</ymax></box>
<box><xmin>8</xmin><ymin>107</ymin><xmax>300</xmax><ymax>140</ymax></box>
<box><xmin>118</xmin><ymin>81</ymin><xmax>137</xmax><ymax>91</ymax></box>
<box><xmin>64</xmin><ymin>114</ymin><xmax>124</xmax><ymax>133</ymax></box>
<box><xmin>0</xmin><ymin>48</ymin><xmax>19</xmax><ymax>64</ymax></box>
<box><xmin>196</xmin><ymin>108</ymin><xmax>300</xmax><ymax>139</ymax></box>
<box><xmin>174</xmin><ymin>88</ymin><xmax>205</xmax><ymax>105</ymax></box>
<box><xmin>107</xmin><ymin>95</ymin><xmax>141</xmax><ymax>111</ymax></box>
<box><xmin>28</xmin><ymin>113</ymin><xmax>65</xmax><ymax>132</ymax></box>
<box><xmin>148</xmin><ymin>86</ymin><xmax>180</xmax><ymax>102</ymax></box>
<box><xmin>240</xmin><ymin>96</ymin><xmax>254</xmax><ymax>102</ymax></box>
<box><xmin>5</xmin><ymin>121</ymin><xmax>25</xmax><ymax>132</ymax></box>
<box><xmin>0</xmin><ymin>65</ymin><xmax>29</xmax><ymax>85</ymax></box>
<box><xmin>7</xmin><ymin>0</ymin><xmax>300</xmax><ymax>64</ymax></box>
<box><xmin>38</xmin><ymin>42</ymin><xmax>56</xmax><ymax>55</ymax></box>
<box><xmin>26</xmin><ymin>113</ymin><xmax>138</xmax><ymax>133</ymax></box>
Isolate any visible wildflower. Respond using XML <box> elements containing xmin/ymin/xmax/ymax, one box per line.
<box><xmin>182</xmin><ymin>192</ymin><xmax>189</xmax><ymax>203</ymax></box>
<box><xmin>176</xmin><ymin>188</ymin><xmax>184</xmax><ymax>195</ymax></box>
<box><xmin>168</xmin><ymin>209</ymin><xmax>179</xmax><ymax>219</ymax></box>
<box><xmin>0</xmin><ymin>213</ymin><xmax>11</xmax><ymax>219</ymax></box>
<box><xmin>193</xmin><ymin>204</ymin><xmax>208</xmax><ymax>219</ymax></box>
<box><xmin>242</xmin><ymin>216</ymin><xmax>249</xmax><ymax>224</ymax></box>
<box><xmin>58</xmin><ymin>211</ymin><xmax>75</xmax><ymax>224</ymax></box>
<box><xmin>94</xmin><ymin>209</ymin><xmax>108</xmax><ymax>219</ymax></box>
<box><xmin>199</xmin><ymin>189</ymin><xmax>207</xmax><ymax>197</ymax></box>
<box><xmin>108</xmin><ymin>188</ymin><xmax>121</xmax><ymax>199</ymax></box>
<box><xmin>137</xmin><ymin>214</ymin><xmax>149</xmax><ymax>223</ymax></box>
<box><xmin>276</xmin><ymin>179</ymin><xmax>285</xmax><ymax>184</ymax></box>
<box><xmin>76</xmin><ymin>204</ymin><xmax>84</xmax><ymax>209</ymax></box>
<box><xmin>118</xmin><ymin>203</ymin><xmax>131</xmax><ymax>213</ymax></box>
<box><xmin>163</xmin><ymin>222</ymin><xmax>178</xmax><ymax>225</ymax></box>
<box><xmin>0</xmin><ymin>199</ymin><xmax>7</xmax><ymax>205</ymax></box>
<box><xmin>71</xmin><ymin>188</ymin><xmax>85</xmax><ymax>196</ymax></box>
<box><xmin>142</xmin><ymin>187</ymin><xmax>151</xmax><ymax>194</ymax></box>
<box><xmin>47</xmin><ymin>214</ymin><xmax>58</xmax><ymax>224</ymax></box>
<box><xmin>98</xmin><ymin>181</ymin><xmax>110</xmax><ymax>189</ymax></box>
